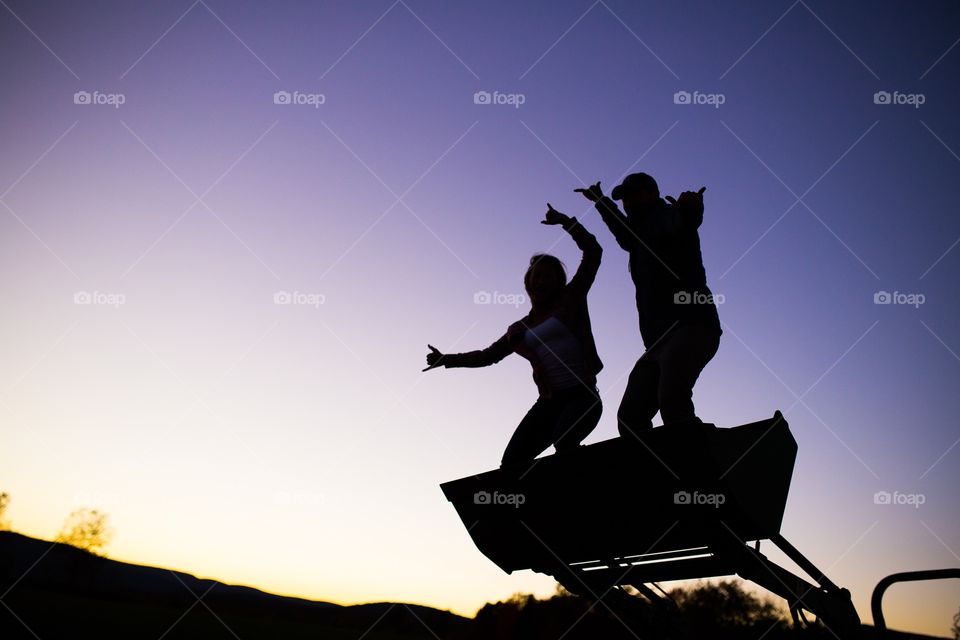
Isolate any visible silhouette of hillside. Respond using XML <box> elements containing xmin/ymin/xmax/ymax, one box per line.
<box><xmin>0</xmin><ymin>531</ymin><xmax>949</xmax><ymax>639</ymax></box>
<box><xmin>0</xmin><ymin>531</ymin><xmax>467</xmax><ymax>639</ymax></box>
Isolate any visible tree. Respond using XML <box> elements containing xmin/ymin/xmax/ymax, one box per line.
<box><xmin>57</xmin><ymin>508</ymin><xmax>112</xmax><ymax>555</ymax></box>
<box><xmin>0</xmin><ymin>492</ymin><xmax>9</xmax><ymax>530</ymax></box>
<box><xmin>952</xmin><ymin>605</ymin><xmax>959</xmax><ymax>640</ymax></box>
<box><xmin>669</xmin><ymin>579</ymin><xmax>786</xmax><ymax>630</ymax></box>
<box><xmin>470</xmin><ymin>579</ymin><xmax>792</xmax><ymax>639</ymax></box>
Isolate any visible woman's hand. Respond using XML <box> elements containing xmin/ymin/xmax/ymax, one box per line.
<box><xmin>423</xmin><ymin>344</ymin><xmax>445</xmax><ymax>371</ymax></box>
<box><xmin>541</xmin><ymin>203</ymin><xmax>572</xmax><ymax>226</ymax></box>
<box><xmin>574</xmin><ymin>181</ymin><xmax>604</xmax><ymax>203</ymax></box>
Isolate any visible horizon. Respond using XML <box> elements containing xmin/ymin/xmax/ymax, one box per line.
<box><xmin>2</xmin><ymin>1</ymin><xmax>959</xmax><ymax>637</ymax></box>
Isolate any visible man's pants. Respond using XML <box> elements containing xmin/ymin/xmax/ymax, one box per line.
<box><xmin>501</xmin><ymin>384</ymin><xmax>602</xmax><ymax>467</ymax></box>
<box><xmin>618</xmin><ymin>323</ymin><xmax>720</xmax><ymax>438</ymax></box>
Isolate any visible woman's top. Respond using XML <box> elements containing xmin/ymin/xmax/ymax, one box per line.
<box><xmin>522</xmin><ymin>316</ymin><xmax>586</xmax><ymax>390</ymax></box>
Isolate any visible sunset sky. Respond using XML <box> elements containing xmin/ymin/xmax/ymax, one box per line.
<box><xmin>1</xmin><ymin>1</ymin><xmax>958</xmax><ymax>636</ymax></box>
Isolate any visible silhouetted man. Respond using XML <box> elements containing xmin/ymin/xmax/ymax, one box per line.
<box><xmin>576</xmin><ymin>173</ymin><xmax>721</xmax><ymax>437</ymax></box>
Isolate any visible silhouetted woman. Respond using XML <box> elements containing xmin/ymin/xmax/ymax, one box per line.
<box><xmin>424</xmin><ymin>204</ymin><xmax>603</xmax><ymax>468</ymax></box>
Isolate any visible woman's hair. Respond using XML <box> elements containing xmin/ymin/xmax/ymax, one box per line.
<box><xmin>524</xmin><ymin>254</ymin><xmax>567</xmax><ymax>292</ymax></box>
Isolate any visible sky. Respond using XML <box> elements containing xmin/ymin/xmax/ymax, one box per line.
<box><xmin>1</xmin><ymin>0</ymin><xmax>958</xmax><ymax>635</ymax></box>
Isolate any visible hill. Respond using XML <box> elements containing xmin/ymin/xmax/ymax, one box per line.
<box><xmin>0</xmin><ymin>531</ymin><xmax>467</xmax><ymax>639</ymax></box>
<box><xmin>0</xmin><ymin>531</ymin><xmax>950</xmax><ymax>639</ymax></box>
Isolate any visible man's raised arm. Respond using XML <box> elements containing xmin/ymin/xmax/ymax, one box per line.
<box><xmin>575</xmin><ymin>181</ymin><xmax>637</xmax><ymax>252</ymax></box>
<box><xmin>664</xmin><ymin>186</ymin><xmax>706</xmax><ymax>232</ymax></box>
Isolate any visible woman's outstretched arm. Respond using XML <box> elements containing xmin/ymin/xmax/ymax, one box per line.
<box><xmin>423</xmin><ymin>332</ymin><xmax>513</xmax><ymax>371</ymax></box>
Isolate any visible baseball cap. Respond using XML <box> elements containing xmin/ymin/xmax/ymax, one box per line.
<box><xmin>611</xmin><ymin>172</ymin><xmax>659</xmax><ymax>200</ymax></box>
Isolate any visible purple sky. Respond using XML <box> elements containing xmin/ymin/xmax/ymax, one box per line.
<box><xmin>1</xmin><ymin>0</ymin><xmax>958</xmax><ymax>634</ymax></box>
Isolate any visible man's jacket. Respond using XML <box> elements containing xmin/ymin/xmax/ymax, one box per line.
<box><xmin>595</xmin><ymin>196</ymin><xmax>721</xmax><ymax>349</ymax></box>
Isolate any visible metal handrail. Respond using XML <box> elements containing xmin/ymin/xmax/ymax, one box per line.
<box><xmin>871</xmin><ymin>568</ymin><xmax>960</xmax><ymax>631</ymax></box>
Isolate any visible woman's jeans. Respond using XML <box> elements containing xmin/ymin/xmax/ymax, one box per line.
<box><xmin>501</xmin><ymin>384</ymin><xmax>602</xmax><ymax>467</ymax></box>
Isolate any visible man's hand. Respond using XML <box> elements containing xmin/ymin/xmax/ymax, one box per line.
<box><xmin>665</xmin><ymin>186</ymin><xmax>706</xmax><ymax>213</ymax></box>
<box><xmin>541</xmin><ymin>203</ymin><xmax>572</xmax><ymax>227</ymax></box>
<box><xmin>574</xmin><ymin>181</ymin><xmax>604</xmax><ymax>203</ymax></box>
<box><xmin>423</xmin><ymin>344</ymin><xmax>445</xmax><ymax>371</ymax></box>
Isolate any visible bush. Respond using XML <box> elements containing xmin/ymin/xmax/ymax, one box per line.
<box><xmin>56</xmin><ymin>508</ymin><xmax>112</xmax><ymax>555</ymax></box>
